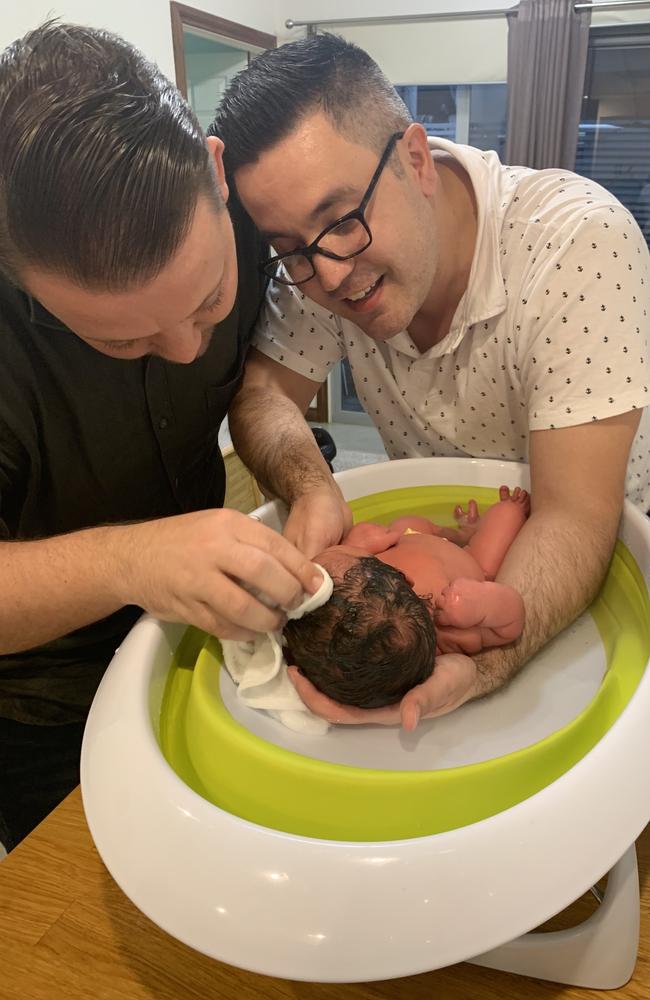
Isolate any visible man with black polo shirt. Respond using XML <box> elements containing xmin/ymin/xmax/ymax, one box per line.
<box><xmin>0</xmin><ymin>22</ymin><xmax>322</xmax><ymax>852</ymax></box>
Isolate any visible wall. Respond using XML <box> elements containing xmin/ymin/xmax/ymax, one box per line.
<box><xmin>274</xmin><ymin>0</ymin><xmax>511</xmax><ymax>82</ymax></box>
<box><xmin>3</xmin><ymin>2</ymin><xmax>650</xmax><ymax>94</ymax></box>
<box><xmin>1</xmin><ymin>1</ymin><xmax>277</xmax><ymax>83</ymax></box>
<box><xmin>275</xmin><ymin>0</ymin><xmax>650</xmax><ymax>31</ymax></box>
<box><xmin>275</xmin><ymin>1</ymin><xmax>650</xmax><ymax>84</ymax></box>
<box><xmin>274</xmin><ymin>0</ymin><xmax>509</xmax><ymax>33</ymax></box>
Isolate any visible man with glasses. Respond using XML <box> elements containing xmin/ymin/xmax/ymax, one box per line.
<box><xmin>261</xmin><ymin>130</ymin><xmax>404</xmax><ymax>287</ymax></box>
<box><xmin>214</xmin><ymin>33</ymin><xmax>650</xmax><ymax>726</ymax></box>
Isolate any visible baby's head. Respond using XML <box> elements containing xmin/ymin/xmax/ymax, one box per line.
<box><xmin>283</xmin><ymin>547</ymin><xmax>436</xmax><ymax>709</ymax></box>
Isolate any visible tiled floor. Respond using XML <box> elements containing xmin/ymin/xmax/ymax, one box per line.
<box><xmin>219</xmin><ymin>419</ymin><xmax>387</xmax><ymax>473</ymax></box>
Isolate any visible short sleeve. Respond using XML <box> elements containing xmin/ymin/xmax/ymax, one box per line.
<box><xmin>518</xmin><ymin>204</ymin><xmax>650</xmax><ymax>430</ymax></box>
<box><xmin>252</xmin><ymin>275</ymin><xmax>345</xmax><ymax>383</ymax></box>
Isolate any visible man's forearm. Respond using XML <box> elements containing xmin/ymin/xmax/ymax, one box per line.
<box><xmin>229</xmin><ymin>385</ymin><xmax>334</xmax><ymax>502</ymax></box>
<box><xmin>471</xmin><ymin>506</ymin><xmax>617</xmax><ymax>696</ymax></box>
<box><xmin>0</xmin><ymin>526</ymin><xmax>130</xmax><ymax>653</ymax></box>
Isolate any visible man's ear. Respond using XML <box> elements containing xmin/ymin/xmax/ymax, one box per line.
<box><xmin>402</xmin><ymin>122</ymin><xmax>437</xmax><ymax>198</ymax></box>
<box><xmin>206</xmin><ymin>135</ymin><xmax>230</xmax><ymax>204</ymax></box>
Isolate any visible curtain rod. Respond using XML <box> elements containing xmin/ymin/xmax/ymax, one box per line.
<box><xmin>285</xmin><ymin>1</ymin><xmax>650</xmax><ymax>31</ymax></box>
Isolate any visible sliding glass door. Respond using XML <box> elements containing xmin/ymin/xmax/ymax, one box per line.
<box><xmin>577</xmin><ymin>24</ymin><xmax>650</xmax><ymax>249</ymax></box>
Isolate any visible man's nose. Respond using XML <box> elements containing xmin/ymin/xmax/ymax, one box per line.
<box><xmin>153</xmin><ymin>324</ymin><xmax>203</xmax><ymax>364</ymax></box>
<box><xmin>311</xmin><ymin>254</ymin><xmax>356</xmax><ymax>294</ymax></box>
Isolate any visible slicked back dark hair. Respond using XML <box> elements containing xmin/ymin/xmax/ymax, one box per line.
<box><xmin>210</xmin><ymin>32</ymin><xmax>412</xmax><ymax>177</ymax></box>
<box><xmin>284</xmin><ymin>556</ymin><xmax>436</xmax><ymax>710</ymax></box>
<box><xmin>0</xmin><ymin>21</ymin><xmax>222</xmax><ymax>290</ymax></box>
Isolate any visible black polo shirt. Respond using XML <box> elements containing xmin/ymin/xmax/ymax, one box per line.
<box><xmin>0</xmin><ymin>201</ymin><xmax>266</xmax><ymax>724</ymax></box>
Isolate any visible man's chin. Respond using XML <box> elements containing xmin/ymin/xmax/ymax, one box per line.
<box><xmin>350</xmin><ymin>312</ymin><xmax>405</xmax><ymax>343</ymax></box>
<box><xmin>337</xmin><ymin>296</ymin><xmax>411</xmax><ymax>342</ymax></box>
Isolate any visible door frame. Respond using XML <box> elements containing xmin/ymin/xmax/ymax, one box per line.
<box><xmin>167</xmin><ymin>5</ymin><xmax>329</xmax><ymax>418</ymax></box>
<box><xmin>170</xmin><ymin>2</ymin><xmax>276</xmax><ymax>98</ymax></box>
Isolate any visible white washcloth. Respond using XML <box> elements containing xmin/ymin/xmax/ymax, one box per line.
<box><xmin>221</xmin><ymin>566</ymin><xmax>334</xmax><ymax>735</ymax></box>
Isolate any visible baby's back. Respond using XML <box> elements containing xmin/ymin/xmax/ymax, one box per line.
<box><xmin>378</xmin><ymin>533</ymin><xmax>484</xmax><ymax>603</ymax></box>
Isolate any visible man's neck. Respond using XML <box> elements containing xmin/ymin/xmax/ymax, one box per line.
<box><xmin>408</xmin><ymin>155</ymin><xmax>477</xmax><ymax>354</ymax></box>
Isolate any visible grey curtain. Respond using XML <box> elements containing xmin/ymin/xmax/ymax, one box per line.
<box><xmin>505</xmin><ymin>0</ymin><xmax>591</xmax><ymax>170</ymax></box>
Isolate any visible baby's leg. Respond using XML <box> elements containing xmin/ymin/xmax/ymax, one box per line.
<box><xmin>435</xmin><ymin>578</ymin><xmax>525</xmax><ymax>643</ymax></box>
<box><xmin>464</xmin><ymin>486</ymin><xmax>530</xmax><ymax>580</ymax></box>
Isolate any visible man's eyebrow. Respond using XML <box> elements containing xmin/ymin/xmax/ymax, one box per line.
<box><xmin>261</xmin><ymin>185</ymin><xmax>360</xmax><ymax>241</ymax></box>
<box><xmin>309</xmin><ymin>185</ymin><xmax>358</xmax><ymax>222</ymax></box>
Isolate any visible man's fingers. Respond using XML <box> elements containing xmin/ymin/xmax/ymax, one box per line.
<box><xmin>283</xmin><ymin>512</ymin><xmax>343</xmax><ymax>560</ymax></box>
<box><xmin>163</xmin><ymin>597</ymin><xmax>260</xmax><ymax>642</ymax></box>
<box><xmin>193</xmin><ymin>601</ymin><xmax>258</xmax><ymax>641</ymax></box>
<box><xmin>400</xmin><ymin>697</ymin><xmax>421</xmax><ymax>732</ymax></box>
<box><xmin>283</xmin><ymin>526</ymin><xmax>330</xmax><ymax>561</ymax></box>
<box><xmin>198</xmin><ymin>573</ymin><xmax>288</xmax><ymax>635</ymax></box>
<box><xmin>281</xmin><ymin>489</ymin><xmax>351</xmax><ymax>559</ymax></box>
<box><xmin>400</xmin><ymin>680</ymin><xmax>448</xmax><ymax>727</ymax></box>
<box><xmin>288</xmin><ymin>667</ymin><xmax>400</xmax><ymax>725</ymax></box>
<box><xmin>399</xmin><ymin>654</ymin><xmax>479</xmax><ymax>729</ymax></box>
<box><xmin>288</xmin><ymin>667</ymin><xmax>347</xmax><ymax>722</ymax></box>
<box><xmin>212</xmin><ymin>535</ymin><xmax>320</xmax><ymax>612</ymax></box>
<box><xmin>240</xmin><ymin>521</ymin><xmax>322</xmax><ymax>596</ymax></box>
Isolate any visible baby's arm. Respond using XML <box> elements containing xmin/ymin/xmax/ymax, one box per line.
<box><xmin>389</xmin><ymin>515</ymin><xmax>468</xmax><ymax>545</ymax></box>
<box><xmin>343</xmin><ymin>521</ymin><xmax>403</xmax><ymax>554</ymax></box>
<box><xmin>463</xmin><ymin>486</ymin><xmax>530</xmax><ymax>580</ymax></box>
<box><xmin>345</xmin><ymin>517</ymin><xmax>468</xmax><ymax>554</ymax></box>
<box><xmin>435</xmin><ymin>578</ymin><xmax>525</xmax><ymax>645</ymax></box>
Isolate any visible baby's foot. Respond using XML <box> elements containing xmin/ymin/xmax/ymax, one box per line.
<box><xmin>499</xmin><ymin>485</ymin><xmax>531</xmax><ymax>517</ymax></box>
<box><xmin>435</xmin><ymin>579</ymin><xmax>487</xmax><ymax>629</ymax></box>
<box><xmin>453</xmin><ymin>498</ymin><xmax>480</xmax><ymax>542</ymax></box>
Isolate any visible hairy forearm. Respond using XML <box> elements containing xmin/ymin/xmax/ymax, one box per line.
<box><xmin>471</xmin><ymin>506</ymin><xmax>617</xmax><ymax>697</ymax></box>
<box><xmin>0</xmin><ymin>526</ymin><xmax>131</xmax><ymax>653</ymax></box>
<box><xmin>229</xmin><ymin>385</ymin><xmax>334</xmax><ymax>502</ymax></box>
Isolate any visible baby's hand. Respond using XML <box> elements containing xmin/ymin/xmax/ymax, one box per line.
<box><xmin>343</xmin><ymin>522</ymin><xmax>402</xmax><ymax>555</ymax></box>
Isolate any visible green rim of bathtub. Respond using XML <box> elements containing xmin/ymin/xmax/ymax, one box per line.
<box><xmin>159</xmin><ymin>485</ymin><xmax>650</xmax><ymax>841</ymax></box>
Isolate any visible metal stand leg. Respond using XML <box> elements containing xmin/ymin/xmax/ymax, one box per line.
<box><xmin>468</xmin><ymin>846</ymin><xmax>640</xmax><ymax>989</ymax></box>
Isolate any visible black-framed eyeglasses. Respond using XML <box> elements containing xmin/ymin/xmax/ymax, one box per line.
<box><xmin>260</xmin><ymin>131</ymin><xmax>405</xmax><ymax>287</ymax></box>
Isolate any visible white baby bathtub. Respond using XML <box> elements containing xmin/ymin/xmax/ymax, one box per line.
<box><xmin>80</xmin><ymin>458</ymin><xmax>650</xmax><ymax>987</ymax></box>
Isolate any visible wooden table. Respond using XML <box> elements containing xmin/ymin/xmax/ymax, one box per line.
<box><xmin>0</xmin><ymin>788</ymin><xmax>648</xmax><ymax>1000</ymax></box>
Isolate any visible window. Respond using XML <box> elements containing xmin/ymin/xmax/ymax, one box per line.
<box><xmin>576</xmin><ymin>25</ymin><xmax>650</xmax><ymax>249</ymax></box>
<box><xmin>395</xmin><ymin>83</ymin><xmax>508</xmax><ymax>156</ymax></box>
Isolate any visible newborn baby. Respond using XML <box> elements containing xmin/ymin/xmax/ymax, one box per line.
<box><xmin>283</xmin><ymin>486</ymin><xmax>529</xmax><ymax>709</ymax></box>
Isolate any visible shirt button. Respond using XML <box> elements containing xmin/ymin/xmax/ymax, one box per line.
<box><xmin>158</xmin><ymin>417</ymin><xmax>169</xmax><ymax>430</ymax></box>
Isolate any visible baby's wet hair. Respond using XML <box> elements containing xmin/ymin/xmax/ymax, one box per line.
<box><xmin>284</xmin><ymin>556</ymin><xmax>436</xmax><ymax>709</ymax></box>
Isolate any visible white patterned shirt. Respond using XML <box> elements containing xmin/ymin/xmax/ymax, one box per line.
<box><xmin>254</xmin><ymin>138</ymin><xmax>650</xmax><ymax>509</ymax></box>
